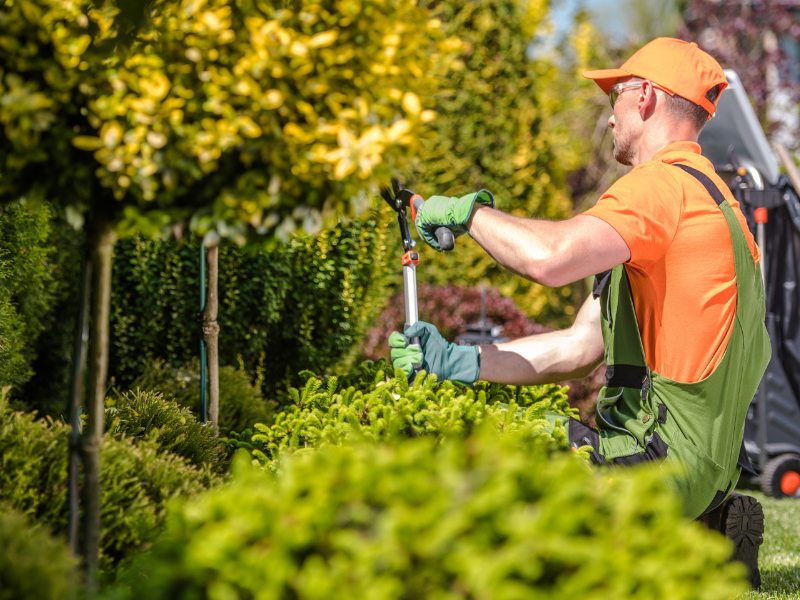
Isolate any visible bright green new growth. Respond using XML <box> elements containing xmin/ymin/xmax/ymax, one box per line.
<box><xmin>0</xmin><ymin>505</ymin><xmax>77</xmax><ymax>600</ymax></box>
<box><xmin>250</xmin><ymin>365</ymin><xmax>581</xmax><ymax>468</ymax></box>
<box><xmin>110</xmin><ymin>432</ymin><xmax>747</xmax><ymax>600</ymax></box>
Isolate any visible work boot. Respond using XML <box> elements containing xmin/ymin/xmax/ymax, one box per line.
<box><xmin>699</xmin><ymin>493</ymin><xmax>764</xmax><ymax>590</ymax></box>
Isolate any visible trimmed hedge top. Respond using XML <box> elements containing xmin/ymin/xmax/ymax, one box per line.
<box><xmin>249</xmin><ymin>362</ymin><xmax>581</xmax><ymax>468</ymax></box>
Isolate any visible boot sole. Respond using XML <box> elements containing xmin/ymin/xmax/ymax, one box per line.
<box><xmin>723</xmin><ymin>494</ymin><xmax>764</xmax><ymax>590</ymax></box>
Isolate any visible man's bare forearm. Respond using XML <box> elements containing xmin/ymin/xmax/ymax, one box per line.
<box><xmin>466</xmin><ymin>206</ymin><xmax>630</xmax><ymax>287</ymax></box>
<box><xmin>477</xmin><ymin>296</ymin><xmax>605</xmax><ymax>386</ymax></box>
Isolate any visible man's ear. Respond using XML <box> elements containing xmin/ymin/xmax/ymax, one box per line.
<box><xmin>638</xmin><ymin>80</ymin><xmax>659</xmax><ymax>121</ymax></box>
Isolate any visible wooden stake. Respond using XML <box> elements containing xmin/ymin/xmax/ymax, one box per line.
<box><xmin>202</xmin><ymin>244</ymin><xmax>220</xmax><ymax>433</ymax></box>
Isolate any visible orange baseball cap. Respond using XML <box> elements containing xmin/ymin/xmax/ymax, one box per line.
<box><xmin>582</xmin><ymin>38</ymin><xmax>728</xmax><ymax>117</ymax></box>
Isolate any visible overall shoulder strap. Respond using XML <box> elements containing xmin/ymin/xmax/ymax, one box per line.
<box><xmin>670</xmin><ymin>163</ymin><xmax>758</xmax><ymax>316</ymax></box>
<box><xmin>672</xmin><ymin>164</ymin><xmax>726</xmax><ymax>205</ymax></box>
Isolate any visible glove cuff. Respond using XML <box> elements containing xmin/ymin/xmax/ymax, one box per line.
<box><xmin>447</xmin><ymin>343</ymin><xmax>481</xmax><ymax>385</ymax></box>
<box><xmin>465</xmin><ymin>190</ymin><xmax>494</xmax><ymax>236</ymax></box>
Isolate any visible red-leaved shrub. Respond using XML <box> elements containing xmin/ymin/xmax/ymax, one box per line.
<box><xmin>361</xmin><ymin>283</ymin><xmax>547</xmax><ymax>360</ymax></box>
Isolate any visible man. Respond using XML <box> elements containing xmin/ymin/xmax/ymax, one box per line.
<box><xmin>389</xmin><ymin>38</ymin><xmax>770</xmax><ymax>527</ymax></box>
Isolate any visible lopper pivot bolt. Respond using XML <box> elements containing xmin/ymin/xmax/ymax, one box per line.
<box><xmin>381</xmin><ymin>178</ymin><xmax>455</xmax><ymax>381</ymax></box>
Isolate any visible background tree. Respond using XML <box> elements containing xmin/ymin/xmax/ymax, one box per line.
<box><xmin>403</xmin><ymin>0</ymin><xmax>577</xmax><ymax>327</ymax></box>
<box><xmin>0</xmin><ymin>0</ymin><xmax>454</xmax><ymax>582</ymax></box>
<box><xmin>679</xmin><ymin>0</ymin><xmax>800</xmax><ymax>149</ymax></box>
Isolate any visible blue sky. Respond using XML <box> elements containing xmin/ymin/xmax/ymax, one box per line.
<box><xmin>551</xmin><ymin>0</ymin><xmax>638</xmax><ymax>42</ymax></box>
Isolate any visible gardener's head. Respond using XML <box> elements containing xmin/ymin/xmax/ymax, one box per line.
<box><xmin>582</xmin><ymin>38</ymin><xmax>727</xmax><ymax>166</ymax></box>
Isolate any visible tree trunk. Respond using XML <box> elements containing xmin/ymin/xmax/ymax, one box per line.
<box><xmin>202</xmin><ymin>244</ymin><xmax>220</xmax><ymax>433</ymax></box>
<box><xmin>81</xmin><ymin>219</ymin><xmax>116</xmax><ymax>590</ymax></box>
<box><xmin>67</xmin><ymin>253</ymin><xmax>92</xmax><ymax>558</ymax></box>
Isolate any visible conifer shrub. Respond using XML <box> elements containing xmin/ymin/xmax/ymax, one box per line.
<box><xmin>0</xmin><ymin>505</ymin><xmax>78</xmax><ymax>600</ymax></box>
<box><xmin>0</xmin><ymin>201</ymin><xmax>59</xmax><ymax>395</ymax></box>
<box><xmin>110</xmin><ymin>213</ymin><xmax>393</xmax><ymax>401</ymax></box>
<box><xmin>106</xmin><ymin>389</ymin><xmax>225</xmax><ymax>473</ymax></box>
<box><xmin>109</xmin><ymin>433</ymin><xmax>747</xmax><ymax>600</ymax></box>
<box><xmin>248</xmin><ymin>367</ymin><xmax>579</xmax><ymax>469</ymax></box>
<box><xmin>0</xmin><ymin>391</ymin><xmax>218</xmax><ymax>578</ymax></box>
<box><xmin>129</xmin><ymin>360</ymin><xmax>276</xmax><ymax>436</ymax></box>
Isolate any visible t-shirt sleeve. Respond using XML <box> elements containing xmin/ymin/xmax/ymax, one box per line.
<box><xmin>583</xmin><ymin>164</ymin><xmax>682</xmax><ymax>270</ymax></box>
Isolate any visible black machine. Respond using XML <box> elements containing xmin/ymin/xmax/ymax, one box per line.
<box><xmin>699</xmin><ymin>69</ymin><xmax>800</xmax><ymax>498</ymax></box>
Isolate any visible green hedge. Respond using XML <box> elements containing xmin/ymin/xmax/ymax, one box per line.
<box><xmin>109</xmin><ymin>432</ymin><xmax>747</xmax><ymax>599</ymax></box>
<box><xmin>0</xmin><ymin>391</ymin><xmax>218</xmax><ymax>579</ymax></box>
<box><xmin>110</xmin><ymin>212</ymin><xmax>392</xmax><ymax>402</ymax></box>
<box><xmin>129</xmin><ymin>359</ymin><xmax>276</xmax><ymax>437</ymax></box>
<box><xmin>0</xmin><ymin>505</ymin><xmax>78</xmax><ymax>600</ymax></box>
<box><xmin>249</xmin><ymin>365</ymin><xmax>579</xmax><ymax>469</ymax></box>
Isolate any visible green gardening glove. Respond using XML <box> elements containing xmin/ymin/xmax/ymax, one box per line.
<box><xmin>414</xmin><ymin>190</ymin><xmax>495</xmax><ymax>251</ymax></box>
<box><xmin>388</xmin><ymin>322</ymin><xmax>480</xmax><ymax>385</ymax></box>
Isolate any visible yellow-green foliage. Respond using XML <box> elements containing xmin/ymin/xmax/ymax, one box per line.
<box><xmin>110</xmin><ymin>432</ymin><xmax>747</xmax><ymax>600</ymax></box>
<box><xmin>250</xmin><ymin>365</ymin><xmax>580</xmax><ymax>468</ymax></box>
<box><xmin>0</xmin><ymin>0</ymin><xmax>457</xmax><ymax>238</ymax></box>
<box><xmin>405</xmin><ymin>0</ymin><xmax>576</xmax><ymax>325</ymax></box>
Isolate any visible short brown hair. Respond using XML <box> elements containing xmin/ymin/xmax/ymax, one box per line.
<box><xmin>629</xmin><ymin>77</ymin><xmax>722</xmax><ymax>131</ymax></box>
<box><xmin>664</xmin><ymin>84</ymin><xmax>722</xmax><ymax>131</ymax></box>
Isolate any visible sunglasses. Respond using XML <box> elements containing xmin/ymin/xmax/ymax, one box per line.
<box><xmin>609</xmin><ymin>80</ymin><xmax>670</xmax><ymax>108</ymax></box>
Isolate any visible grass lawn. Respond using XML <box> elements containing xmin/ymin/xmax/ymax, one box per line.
<box><xmin>741</xmin><ymin>492</ymin><xmax>800</xmax><ymax>599</ymax></box>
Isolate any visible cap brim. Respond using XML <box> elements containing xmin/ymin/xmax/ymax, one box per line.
<box><xmin>581</xmin><ymin>68</ymin><xmax>632</xmax><ymax>95</ymax></box>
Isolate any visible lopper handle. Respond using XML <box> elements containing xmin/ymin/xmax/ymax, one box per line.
<box><xmin>435</xmin><ymin>228</ymin><xmax>455</xmax><ymax>252</ymax></box>
<box><xmin>411</xmin><ymin>196</ymin><xmax>456</xmax><ymax>252</ymax></box>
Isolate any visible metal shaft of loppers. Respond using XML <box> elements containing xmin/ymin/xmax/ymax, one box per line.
<box><xmin>403</xmin><ymin>260</ymin><xmax>419</xmax><ymax>330</ymax></box>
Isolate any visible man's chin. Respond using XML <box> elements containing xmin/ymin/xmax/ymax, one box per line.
<box><xmin>613</xmin><ymin>144</ymin><xmax>633</xmax><ymax>166</ymax></box>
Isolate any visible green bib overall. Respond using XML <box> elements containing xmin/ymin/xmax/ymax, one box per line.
<box><xmin>550</xmin><ymin>165</ymin><xmax>771</xmax><ymax>519</ymax></box>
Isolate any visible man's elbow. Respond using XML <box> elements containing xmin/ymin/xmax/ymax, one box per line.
<box><xmin>524</xmin><ymin>235</ymin><xmax>572</xmax><ymax>287</ymax></box>
<box><xmin>526</xmin><ymin>262</ymin><xmax>571</xmax><ymax>288</ymax></box>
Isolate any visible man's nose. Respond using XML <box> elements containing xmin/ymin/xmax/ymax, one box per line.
<box><xmin>608</xmin><ymin>114</ymin><xmax>615</xmax><ymax>129</ymax></box>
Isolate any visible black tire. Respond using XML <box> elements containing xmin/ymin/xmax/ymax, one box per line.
<box><xmin>760</xmin><ymin>453</ymin><xmax>800</xmax><ymax>498</ymax></box>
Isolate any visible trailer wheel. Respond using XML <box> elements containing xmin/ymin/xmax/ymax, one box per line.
<box><xmin>761</xmin><ymin>453</ymin><xmax>800</xmax><ymax>498</ymax></box>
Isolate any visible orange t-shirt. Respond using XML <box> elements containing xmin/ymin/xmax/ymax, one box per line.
<box><xmin>584</xmin><ymin>141</ymin><xmax>760</xmax><ymax>383</ymax></box>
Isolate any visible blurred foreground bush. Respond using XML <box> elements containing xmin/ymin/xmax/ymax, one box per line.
<box><xmin>111</xmin><ymin>214</ymin><xmax>392</xmax><ymax>402</ymax></box>
<box><xmin>110</xmin><ymin>431</ymin><xmax>746</xmax><ymax>599</ymax></box>
<box><xmin>129</xmin><ymin>359</ymin><xmax>275</xmax><ymax>436</ymax></box>
<box><xmin>0</xmin><ymin>390</ymin><xmax>218</xmax><ymax>579</ymax></box>
<box><xmin>0</xmin><ymin>505</ymin><xmax>77</xmax><ymax>600</ymax></box>
<box><xmin>361</xmin><ymin>282</ymin><xmax>547</xmax><ymax>361</ymax></box>
<box><xmin>249</xmin><ymin>367</ymin><xmax>578</xmax><ymax>468</ymax></box>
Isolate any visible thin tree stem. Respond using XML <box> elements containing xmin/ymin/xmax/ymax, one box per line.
<box><xmin>68</xmin><ymin>252</ymin><xmax>92</xmax><ymax>558</ymax></box>
<box><xmin>81</xmin><ymin>219</ymin><xmax>116</xmax><ymax>590</ymax></box>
